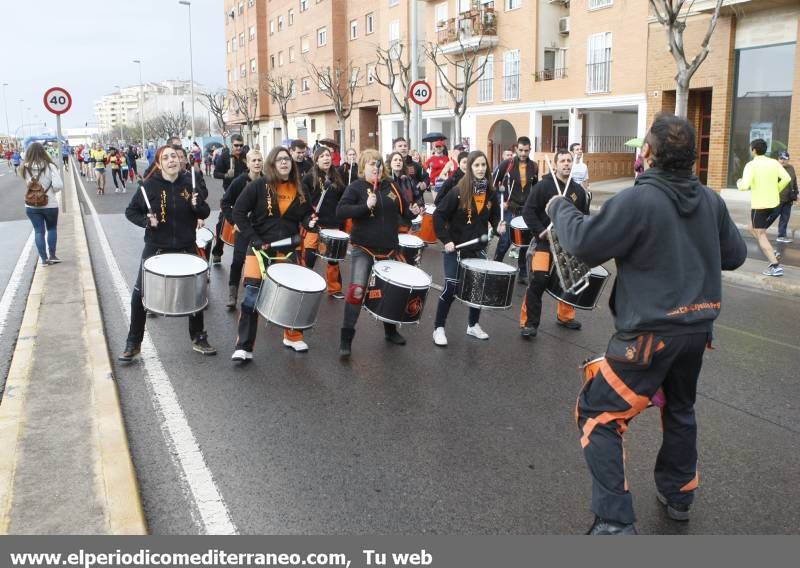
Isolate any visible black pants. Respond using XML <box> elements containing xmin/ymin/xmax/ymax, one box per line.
<box><xmin>112</xmin><ymin>168</ymin><xmax>126</xmax><ymax>188</ymax></box>
<box><xmin>127</xmin><ymin>245</ymin><xmax>205</xmax><ymax>345</ymax></box>
<box><xmin>577</xmin><ymin>332</ymin><xmax>709</xmax><ymax>524</ymax></box>
<box><xmin>434</xmin><ymin>248</ymin><xmax>483</xmax><ymax>329</ymax></box>
<box><xmin>228</xmin><ymin>233</ymin><xmax>249</xmax><ymax>287</ymax></box>
<box><xmin>212</xmin><ymin>211</ymin><xmax>225</xmax><ymax>257</ymax></box>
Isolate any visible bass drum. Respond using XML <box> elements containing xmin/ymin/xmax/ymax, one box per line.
<box><xmin>317</xmin><ymin>228</ymin><xmax>350</xmax><ymax>261</ymax></box>
<box><xmin>195</xmin><ymin>226</ymin><xmax>215</xmax><ymax>249</ymax></box>
<box><xmin>142</xmin><ymin>253</ymin><xmax>209</xmax><ymax>316</ymax></box>
<box><xmin>456</xmin><ymin>258</ymin><xmax>516</xmax><ymax>310</ymax></box>
<box><xmin>220</xmin><ymin>219</ymin><xmax>237</xmax><ymax>246</ymax></box>
<box><xmin>364</xmin><ymin>260</ymin><xmax>431</xmax><ymax>325</ymax></box>
<box><xmin>510</xmin><ymin>216</ymin><xmax>532</xmax><ymax>247</ymax></box>
<box><xmin>256</xmin><ymin>263</ymin><xmax>326</xmax><ymax>329</ymax></box>
<box><xmin>397</xmin><ymin>233</ymin><xmax>425</xmax><ymax>266</ymax></box>
<box><xmin>417</xmin><ymin>204</ymin><xmax>438</xmax><ymax>244</ymax></box>
<box><xmin>546</xmin><ymin>265</ymin><xmax>609</xmax><ymax>310</ymax></box>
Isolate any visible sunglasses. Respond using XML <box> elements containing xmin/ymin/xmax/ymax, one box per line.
<box><xmin>233</xmin><ymin>143</ymin><xmax>244</xmax><ymax>148</ymax></box>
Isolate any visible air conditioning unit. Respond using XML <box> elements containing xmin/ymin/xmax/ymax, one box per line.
<box><xmin>559</xmin><ymin>16</ymin><xmax>570</xmax><ymax>34</ymax></box>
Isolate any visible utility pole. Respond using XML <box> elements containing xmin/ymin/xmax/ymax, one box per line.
<box><xmin>409</xmin><ymin>0</ymin><xmax>421</xmax><ymax>153</ymax></box>
<box><xmin>178</xmin><ymin>0</ymin><xmax>196</xmax><ymax>143</ymax></box>
<box><xmin>134</xmin><ymin>59</ymin><xmax>146</xmax><ymax>148</ymax></box>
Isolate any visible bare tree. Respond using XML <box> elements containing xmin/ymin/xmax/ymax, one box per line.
<box><xmin>144</xmin><ymin>111</ymin><xmax>190</xmax><ymax>141</ymax></box>
<box><xmin>374</xmin><ymin>43</ymin><xmax>413</xmax><ymax>142</ymax></box>
<box><xmin>198</xmin><ymin>90</ymin><xmax>229</xmax><ymax>138</ymax></box>
<box><xmin>424</xmin><ymin>35</ymin><xmax>491</xmax><ymax>143</ymax></box>
<box><xmin>229</xmin><ymin>87</ymin><xmax>260</xmax><ymax>145</ymax></box>
<box><xmin>650</xmin><ymin>0</ymin><xmax>724</xmax><ymax>118</ymax></box>
<box><xmin>306</xmin><ymin>57</ymin><xmax>362</xmax><ymax>146</ymax></box>
<box><xmin>265</xmin><ymin>73</ymin><xmax>295</xmax><ymax>141</ymax></box>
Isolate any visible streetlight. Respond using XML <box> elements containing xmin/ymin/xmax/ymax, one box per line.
<box><xmin>178</xmin><ymin>0</ymin><xmax>196</xmax><ymax>143</ymax></box>
<box><xmin>114</xmin><ymin>84</ymin><xmax>124</xmax><ymax>143</ymax></box>
<box><xmin>18</xmin><ymin>99</ymin><xmax>24</xmax><ymax>140</ymax></box>
<box><xmin>133</xmin><ymin>59</ymin><xmax>146</xmax><ymax>148</ymax></box>
<box><xmin>1</xmin><ymin>83</ymin><xmax>10</xmax><ymax>140</ymax></box>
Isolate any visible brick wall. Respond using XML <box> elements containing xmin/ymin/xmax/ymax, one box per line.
<box><xmin>789</xmin><ymin>19</ymin><xmax>800</xmax><ymax>161</ymax></box>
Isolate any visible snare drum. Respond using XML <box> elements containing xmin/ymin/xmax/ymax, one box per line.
<box><xmin>546</xmin><ymin>265</ymin><xmax>609</xmax><ymax>310</ymax></box>
<box><xmin>456</xmin><ymin>258</ymin><xmax>516</xmax><ymax>310</ymax></box>
<box><xmin>364</xmin><ymin>260</ymin><xmax>431</xmax><ymax>325</ymax></box>
<box><xmin>256</xmin><ymin>263</ymin><xmax>326</xmax><ymax>329</ymax></box>
<box><xmin>195</xmin><ymin>226</ymin><xmax>215</xmax><ymax>249</ymax></box>
<box><xmin>510</xmin><ymin>216</ymin><xmax>532</xmax><ymax>247</ymax></box>
<box><xmin>397</xmin><ymin>233</ymin><xmax>425</xmax><ymax>265</ymax></box>
<box><xmin>142</xmin><ymin>253</ymin><xmax>209</xmax><ymax>316</ymax></box>
<box><xmin>220</xmin><ymin>218</ymin><xmax>237</xmax><ymax>246</ymax></box>
<box><xmin>317</xmin><ymin>228</ymin><xmax>350</xmax><ymax>261</ymax></box>
<box><xmin>417</xmin><ymin>204</ymin><xmax>438</xmax><ymax>244</ymax></box>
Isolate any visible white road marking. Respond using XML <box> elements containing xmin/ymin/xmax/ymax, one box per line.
<box><xmin>0</xmin><ymin>231</ymin><xmax>34</xmax><ymax>342</ymax></box>
<box><xmin>72</xmin><ymin>162</ymin><xmax>237</xmax><ymax>535</ymax></box>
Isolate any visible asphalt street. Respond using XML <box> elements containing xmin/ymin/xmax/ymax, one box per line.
<box><xmin>1</xmin><ymin>163</ymin><xmax>798</xmax><ymax>534</ymax></box>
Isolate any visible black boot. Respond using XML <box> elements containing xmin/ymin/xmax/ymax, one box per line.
<box><xmin>226</xmin><ymin>285</ymin><xmax>238</xmax><ymax>309</ymax></box>
<box><xmin>586</xmin><ymin>516</ymin><xmax>637</xmax><ymax>535</ymax></box>
<box><xmin>384</xmin><ymin>323</ymin><xmax>406</xmax><ymax>345</ymax></box>
<box><xmin>339</xmin><ymin>327</ymin><xmax>355</xmax><ymax>359</ymax></box>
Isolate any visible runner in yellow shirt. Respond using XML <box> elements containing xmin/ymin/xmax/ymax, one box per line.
<box><xmin>92</xmin><ymin>144</ymin><xmax>108</xmax><ymax>195</ymax></box>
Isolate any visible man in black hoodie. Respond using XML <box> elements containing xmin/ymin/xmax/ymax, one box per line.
<box><xmin>547</xmin><ymin>113</ymin><xmax>746</xmax><ymax>535</ymax></box>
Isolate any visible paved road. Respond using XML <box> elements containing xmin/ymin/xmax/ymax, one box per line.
<box><xmin>2</xmin><ymin>163</ymin><xmax>797</xmax><ymax>535</ymax></box>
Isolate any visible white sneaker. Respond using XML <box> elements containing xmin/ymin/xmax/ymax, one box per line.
<box><xmin>231</xmin><ymin>349</ymin><xmax>253</xmax><ymax>361</ymax></box>
<box><xmin>775</xmin><ymin>236</ymin><xmax>792</xmax><ymax>243</ymax></box>
<box><xmin>433</xmin><ymin>327</ymin><xmax>448</xmax><ymax>346</ymax></box>
<box><xmin>466</xmin><ymin>323</ymin><xmax>489</xmax><ymax>340</ymax></box>
<box><xmin>283</xmin><ymin>338</ymin><xmax>309</xmax><ymax>352</ymax></box>
<box><xmin>115</xmin><ymin>188</ymin><xmax>120</xmax><ymax>193</ymax></box>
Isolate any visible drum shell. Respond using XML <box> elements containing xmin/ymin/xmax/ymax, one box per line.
<box><xmin>364</xmin><ymin>264</ymin><xmax>430</xmax><ymax>325</ymax></box>
<box><xmin>456</xmin><ymin>261</ymin><xmax>515</xmax><ymax>310</ymax></box>
<box><xmin>397</xmin><ymin>234</ymin><xmax>425</xmax><ymax>266</ymax></box>
<box><xmin>417</xmin><ymin>206</ymin><xmax>438</xmax><ymax>244</ymax></box>
<box><xmin>317</xmin><ymin>230</ymin><xmax>349</xmax><ymax>261</ymax></box>
<box><xmin>546</xmin><ymin>265</ymin><xmax>609</xmax><ymax>310</ymax></box>
<box><xmin>220</xmin><ymin>219</ymin><xmax>237</xmax><ymax>246</ymax></box>
<box><xmin>510</xmin><ymin>217</ymin><xmax>532</xmax><ymax>247</ymax></box>
<box><xmin>142</xmin><ymin>255</ymin><xmax>209</xmax><ymax>316</ymax></box>
<box><xmin>195</xmin><ymin>227</ymin><xmax>215</xmax><ymax>248</ymax></box>
<box><xmin>256</xmin><ymin>268</ymin><xmax>324</xmax><ymax>329</ymax></box>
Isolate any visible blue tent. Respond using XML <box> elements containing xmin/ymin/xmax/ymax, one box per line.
<box><xmin>23</xmin><ymin>135</ymin><xmax>67</xmax><ymax>149</ymax></box>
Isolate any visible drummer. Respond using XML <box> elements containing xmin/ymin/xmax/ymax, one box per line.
<box><xmin>336</xmin><ymin>149</ymin><xmax>422</xmax><ymax>358</ymax></box>
<box><xmin>301</xmin><ymin>146</ymin><xmax>346</xmax><ymax>299</ymax></box>
<box><xmin>520</xmin><ymin>149</ymin><xmax>590</xmax><ymax>338</ymax></box>
<box><xmin>221</xmin><ymin>148</ymin><xmax>263</xmax><ymax>308</ymax></box>
<box><xmin>432</xmin><ymin>151</ymin><xmax>505</xmax><ymax>346</ymax></box>
<box><xmin>231</xmin><ymin>146</ymin><xmax>315</xmax><ymax>360</ymax></box>
<box><xmin>118</xmin><ymin>145</ymin><xmax>216</xmax><ymax>362</ymax></box>
<box><xmin>387</xmin><ymin>150</ymin><xmax>425</xmax><ymax>242</ymax></box>
<box><xmin>338</xmin><ymin>148</ymin><xmax>358</xmax><ymax>186</ymax></box>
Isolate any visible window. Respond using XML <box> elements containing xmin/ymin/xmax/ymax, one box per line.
<box><xmin>350</xmin><ymin>19</ymin><xmax>358</xmax><ymax>40</ymax></box>
<box><xmin>478</xmin><ymin>55</ymin><xmax>493</xmax><ymax>102</ymax></box>
<box><xmin>503</xmin><ymin>49</ymin><xmax>520</xmax><ymax>100</ymax></box>
<box><xmin>239</xmin><ymin>64</ymin><xmax>246</xmax><ymax>78</ymax></box>
<box><xmin>227</xmin><ymin>69</ymin><xmax>232</xmax><ymax>82</ymax></box>
<box><xmin>350</xmin><ymin>67</ymin><xmax>360</xmax><ymax>87</ymax></box>
<box><xmin>248</xmin><ymin>0</ymin><xmax>255</xmax><ymax>6</ymax></box>
<box><xmin>588</xmin><ymin>0</ymin><xmax>613</xmax><ymax>9</ymax></box>
<box><xmin>288</xmin><ymin>9</ymin><xmax>294</xmax><ymax>25</ymax></box>
<box><xmin>249</xmin><ymin>25</ymin><xmax>256</xmax><ymax>41</ymax></box>
<box><xmin>238</xmin><ymin>1</ymin><xmax>244</xmax><ymax>15</ymax></box>
<box><xmin>227</xmin><ymin>40</ymin><xmax>231</xmax><ymax>53</ymax></box>
<box><xmin>270</xmin><ymin>54</ymin><xmax>275</xmax><ymax>69</ymax></box>
<box><xmin>269</xmin><ymin>20</ymin><xmax>274</xmax><ymax>35</ymax></box>
<box><xmin>366</xmin><ymin>13</ymin><xmax>375</xmax><ymax>34</ymax></box>
<box><xmin>300</xmin><ymin>0</ymin><xmax>309</xmax><ymax>11</ymax></box>
<box><xmin>458</xmin><ymin>0</ymin><xmax>470</xmax><ymax>13</ymax></box>
<box><xmin>389</xmin><ymin>0</ymin><xmax>399</xmax><ymax>6</ymax></box>
<box><xmin>289</xmin><ymin>79</ymin><xmax>296</xmax><ymax>98</ymax></box>
<box><xmin>436</xmin><ymin>64</ymin><xmax>448</xmax><ymax>108</ymax></box>
<box><xmin>278</xmin><ymin>51</ymin><xmax>284</xmax><ymax>66</ymax></box>
<box><xmin>289</xmin><ymin>46</ymin><xmax>295</xmax><ymax>62</ymax></box>
<box><xmin>317</xmin><ymin>26</ymin><xmax>327</xmax><ymax>46</ymax></box>
<box><xmin>389</xmin><ymin>19</ymin><xmax>400</xmax><ymax>56</ymax></box>
<box><xmin>367</xmin><ymin>64</ymin><xmax>376</xmax><ymax>84</ymax></box>
<box><xmin>301</xmin><ymin>77</ymin><xmax>311</xmax><ymax>92</ymax></box>
<box><xmin>278</xmin><ymin>16</ymin><xmax>284</xmax><ymax>31</ymax></box>
<box><xmin>239</xmin><ymin>33</ymin><xmax>245</xmax><ymax>47</ymax></box>
<box><xmin>506</xmin><ymin>0</ymin><xmax>521</xmax><ymax>10</ymax></box>
<box><xmin>250</xmin><ymin>59</ymin><xmax>257</xmax><ymax>73</ymax></box>
<box><xmin>301</xmin><ymin>35</ymin><xmax>310</xmax><ymax>53</ymax></box>
<box><xmin>586</xmin><ymin>32</ymin><xmax>612</xmax><ymax>94</ymax></box>
<box><xmin>435</xmin><ymin>3</ymin><xmax>448</xmax><ymax>30</ymax></box>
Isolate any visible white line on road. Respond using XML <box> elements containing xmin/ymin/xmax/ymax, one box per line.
<box><xmin>71</xmin><ymin>162</ymin><xmax>237</xmax><ymax>535</ymax></box>
<box><xmin>0</xmin><ymin>231</ymin><xmax>34</xmax><ymax>342</ymax></box>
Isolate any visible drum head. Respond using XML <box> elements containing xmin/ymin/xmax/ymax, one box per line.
<box><xmin>398</xmin><ymin>234</ymin><xmax>424</xmax><ymax>248</ymax></box>
<box><xmin>195</xmin><ymin>227</ymin><xmax>214</xmax><ymax>246</ymax></box>
<box><xmin>590</xmin><ymin>265</ymin><xmax>609</xmax><ymax>277</ymax></box>
<box><xmin>373</xmin><ymin>260</ymin><xmax>431</xmax><ymax>288</ymax></box>
<box><xmin>321</xmin><ymin>228</ymin><xmax>350</xmax><ymax>239</ymax></box>
<box><xmin>267</xmin><ymin>263</ymin><xmax>326</xmax><ymax>293</ymax></box>
<box><xmin>424</xmin><ymin>204</ymin><xmax>436</xmax><ymax>215</ymax></box>
<box><xmin>144</xmin><ymin>253</ymin><xmax>208</xmax><ymax>276</ymax></box>
<box><xmin>460</xmin><ymin>258</ymin><xmax>517</xmax><ymax>275</ymax></box>
<box><xmin>510</xmin><ymin>216</ymin><xmax>528</xmax><ymax>230</ymax></box>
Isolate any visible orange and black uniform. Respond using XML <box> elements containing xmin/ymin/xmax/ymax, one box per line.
<box><xmin>232</xmin><ymin>177</ymin><xmax>313</xmax><ymax>352</ymax></box>
<box><xmin>222</xmin><ymin>171</ymin><xmax>260</xmax><ymax>288</ymax></box>
<box><xmin>212</xmin><ymin>149</ymin><xmax>248</xmax><ymax>258</ymax></box>
<box><xmin>301</xmin><ymin>170</ymin><xmax>345</xmax><ymax>295</ymax></box>
<box><xmin>520</xmin><ymin>175</ymin><xmax>590</xmax><ymax>330</ymax></box>
<box><xmin>391</xmin><ymin>173</ymin><xmax>425</xmax><ymax>239</ymax></box>
<box><xmin>492</xmin><ymin>157</ymin><xmax>539</xmax><ymax>276</ymax></box>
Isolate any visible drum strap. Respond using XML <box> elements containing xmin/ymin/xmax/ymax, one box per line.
<box><xmin>354</xmin><ymin>245</ymin><xmax>395</xmax><ymax>261</ymax></box>
<box><xmin>253</xmin><ymin>248</ymin><xmax>294</xmax><ymax>277</ymax></box>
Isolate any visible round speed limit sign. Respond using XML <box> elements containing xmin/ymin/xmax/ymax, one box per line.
<box><xmin>409</xmin><ymin>80</ymin><xmax>432</xmax><ymax>106</ymax></box>
<box><xmin>43</xmin><ymin>87</ymin><xmax>73</xmax><ymax>115</ymax></box>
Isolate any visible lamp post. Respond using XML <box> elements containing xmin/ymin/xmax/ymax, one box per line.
<box><xmin>1</xmin><ymin>83</ymin><xmax>10</xmax><ymax>141</ymax></box>
<box><xmin>178</xmin><ymin>0</ymin><xmax>196</xmax><ymax>143</ymax></box>
<box><xmin>19</xmin><ymin>99</ymin><xmax>25</xmax><ymax>140</ymax></box>
<box><xmin>133</xmin><ymin>59</ymin><xmax>147</xmax><ymax>149</ymax></box>
<box><xmin>113</xmin><ymin>85</ymin><xmax>125</xmax><ymax>144</ymax></box>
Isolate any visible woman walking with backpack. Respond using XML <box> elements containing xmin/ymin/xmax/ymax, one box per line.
<box><xmin>21</xmin><ymin>143</ymin><xmax>64</xmax><ymax>266</ymax></box>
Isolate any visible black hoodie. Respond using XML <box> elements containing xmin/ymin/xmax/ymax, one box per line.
<box><xmin>549</xmin><ymin>168</ymin><xmax>747</xmax><ymax>335</ymax></box>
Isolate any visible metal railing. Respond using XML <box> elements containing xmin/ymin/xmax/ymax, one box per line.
<box><xmin>436</xmin><ymin>8</ymin><xmax>498</xmax><ymax>45</ymax></box>
<box><xmin>586</xmin><ymin>61</ymin><xmax>611</xmax><ymax>94</ymax></box>
<box><xmin>534</xmin><ymin>68</ymin><xmax>568</xmax><ymax>82</ymax></box>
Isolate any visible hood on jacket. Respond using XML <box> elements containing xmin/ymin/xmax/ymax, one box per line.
<box><xmin>635</xmin><ymin>167</ymin><xmax>703</xmax><ymax>217</ymax></box>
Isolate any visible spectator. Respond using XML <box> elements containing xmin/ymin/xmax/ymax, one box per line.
<box><xmin>775</xmin><ymin>150</ymin><xmax>797</xmax><ymax>243</ymax></box>
<box><xmin>570</xmin><ymin>142</ymin><xmax>589</xmax><ymax>190</ymax></box>
<box><xmin>21</xmin><ymin>142</ymin><xmax>64</xmax><ymax>266</ymax></box>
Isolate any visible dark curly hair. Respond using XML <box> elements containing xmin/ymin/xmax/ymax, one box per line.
<box><xmin>644</xmin><ymin>112</ymin><xmax>697</xmax><ymax>171</ymax></box>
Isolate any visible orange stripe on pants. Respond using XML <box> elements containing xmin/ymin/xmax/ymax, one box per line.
<box><xmin>325</xmin><ymin>263</ymin><xmax>342</xmax><ymax>294</ymax></box>
<box><xmin>557</xmin><ymin>301</ymin><xmax>576</xmax><ymax>322</ymax></box>
<box><xmin>243</xmin><ymin>254</ymin><xmax>263</xmax><ymax>280</ymax></box>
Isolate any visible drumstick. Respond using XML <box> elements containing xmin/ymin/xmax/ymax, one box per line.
<box><xmin>137</xmin><ymin>178</ymin><xmax>153</xmax><ymax>215</ymax></box>
<box><xmin>453</xmin><ymin>234</ymin><xmax>489</xmax><ymax>250</ymax></box>
<box><xmin>190</xmin><ymin>166</ymin><xmax>196</xmax><ymax>195</ymax></box>
<box><xmin>267</xmin><ymin>234</ymin><xmax>302</xmax><ymax>249</ymax></box>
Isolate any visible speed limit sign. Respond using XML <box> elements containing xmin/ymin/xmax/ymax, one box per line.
<box><xmin>409</xmin><ymin>80</ymin><xmax>432</xmax><ymax>106</ymax></box>
<box><xmin>43</xmin><ymin>87</ymin><xmax>72</xmax><ymax>115</ymax></box>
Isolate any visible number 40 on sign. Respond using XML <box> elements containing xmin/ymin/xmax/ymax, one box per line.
<box><xmin>43</xmin><ymin>87</ymin><xmax>72</xmax><ymax>115</ymax></box>
<box><xmin>408</xmin><ymin>80</ymin><xmax>432</xmax><ymax>106</ymax></box>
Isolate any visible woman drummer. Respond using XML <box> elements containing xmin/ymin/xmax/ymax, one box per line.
<box><xmin>118</xmin><ymin>145</ymin><xmax>216</xmax><ymax>362</ymax></box>
<box><xmin>387</xmin><ymin>151</ymin><xmax>425</xmax><ymax>240</ymax></box>
<box><xmin>432</xmin><ymin>150</ymin><xmax>505</xmax><ymax>347</ymax></box>
<box><xmin>336</xmin><ymin>149</ymin><xmax>422</xmax><ymax>358</ymax></box>
<box><xmin>231</xmin><ymin>146</ymin><xmax>316</xmax><ymax>361</ymax></box>
<box><xmin>301</xmin><ymin>146</ymin><xmax>346</xmax><ymax>299</ymax></box>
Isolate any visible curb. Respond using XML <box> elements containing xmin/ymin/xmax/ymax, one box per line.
<box><xmin>68</xmin><ymin>162</ymin><xmax>148</xmax><ymax>534</ymax></box>
<box><xmin>721</xmin><ymin>270</ymin><xmax>800</xmax><ymax>297</ymax></box>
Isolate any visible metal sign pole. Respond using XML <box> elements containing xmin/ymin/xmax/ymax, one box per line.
<box><xmin>56</xmin><ymin>113</ymin><xmax>67</xmax><ymax>213</ymax></box>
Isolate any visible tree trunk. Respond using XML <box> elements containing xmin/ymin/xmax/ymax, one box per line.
<box><xmin>281</xmin><ymin>114</ymin><xmax>289</xmax><ymax>144</ymax></box>
<box><xmin>454</xmin><ymin>113</ymin><xmax>463</xmax><ymax>147</ymax></box>
<box><xmin>675</xmin><ymin>74</ymin><xmax>690</xmax><ymax>118</ymax></box>
<box><xmin>341</xmin><ymin>116</ymin><xmax>347</xmax><ymax>149</ymax></box>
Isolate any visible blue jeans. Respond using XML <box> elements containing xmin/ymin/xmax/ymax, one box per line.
<box><xmin>26</xmin><ymin>207</ymin><xmax>59</xmax><ymax>261</ymax></box>
<box><xmin>775</xmin><ymin>202</ymin><xmax>793</xmax><ymax>238</ymax></box>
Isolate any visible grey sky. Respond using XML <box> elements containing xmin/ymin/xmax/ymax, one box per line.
<box><xmin>1</xmin><ymin>0</ymin><xmax>226</xmax><ymax>134</ymax></box>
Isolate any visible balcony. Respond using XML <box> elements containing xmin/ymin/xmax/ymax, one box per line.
<box><xmin>534</xmin><ymin>67</ymin><xmax>568</xmax><ymax>82</ymax></box>
<box><xmin>436</xmin><ymin>8</ymin><xmax>498</xmax><ymax>54</ymax></box>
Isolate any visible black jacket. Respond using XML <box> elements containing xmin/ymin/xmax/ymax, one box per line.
<box><xmin>780</xmin><ymin>164</ymin><xmax>798</xmax><ymax>203</ymax></box>
<box><xmin>222</xmin><ymin>172</ymin><xmax>260</xmax><ymax>223</ymax></box>
<box><xmin>125</xmin><ymin>171</ymin><xmax>210</xmax><ymax>250</ymax></box>
<box><xmin>522</xmin><ymin>175</ymin><xmax>590</xmax><ymax>252</ymax></box>
<box><xmin>492</xmin><ymin>157</ymin><xmax>539</xmax><ymax>214</ymax></box>
<box><xmin>301</xmin><ymin>170</ymin><xmax>344</xmax><ymax>228</ymax></box>
<box><xmin>232</xmin><ymin>178</ymin><xmax>313</xmax><ymax>248</ymax></box>
<box><xmin>434</xmin><ymin>168</ymin><xmax>465</xmax><ymax>206</ymax></box>
<box><xmin>336</xmin><ymin>178</ymin><xmax>417</xmax><ymax>252</ymax></box>
<box><xmin>296</xmin><ymin>157</ymin><xmax>314</xmax><ymax>176</ymax></box>
<box><xmin>549</xmin><ymin>168</ymin><xmax>747</xmax><ymax>336</ymax></box>
<box><xmin>404</xmin><ymin>156</ymin><xmax>430</xmax><ymax>187</ymax></box>
<box><xmin>434</xmin><ymin>183</ymin><xmax>501</xmax><ymax>247</ymax></box>
<box><xmin>338</xmin><ymin>162</ymin><xmax>359</xmax><ymax>186</ymax></box>
<box><xmin>213</xmin><ymin>148</ymin><xmax>247</xmax><ymax>190</ymax></box>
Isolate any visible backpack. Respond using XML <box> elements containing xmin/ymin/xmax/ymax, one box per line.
<box><xmin>24</xmin><ymin>172</ymin><xmax>49</xmax><ymax>207</ymax></box>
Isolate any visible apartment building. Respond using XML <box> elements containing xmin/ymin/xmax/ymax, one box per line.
<box><xmin>647</xmin><ymin>0</ymin><xmax>799</xmax><ymax>189</ymax></box>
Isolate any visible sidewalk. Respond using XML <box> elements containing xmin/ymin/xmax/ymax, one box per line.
<box><xmin>589</xmin><ymin>178</ymin><xmax>800</xmax><ymax>297</ymax></box>
<box><xmin>0</xmin><ymin>165</ymin><xmax>146</xmax><ymax>534</ymax></box>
